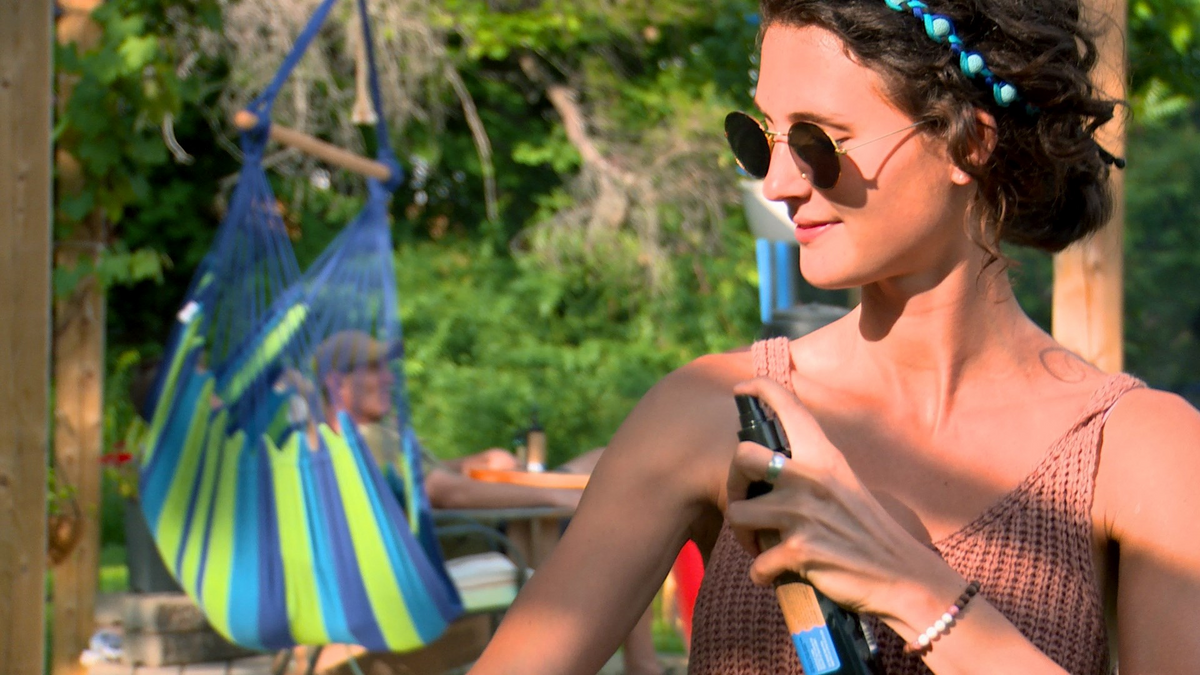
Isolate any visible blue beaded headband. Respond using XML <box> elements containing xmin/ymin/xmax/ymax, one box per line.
<box><xmin>883</xmin><ymin>0</ymin><xmax>1034</xmax><ymax>113</ymax></box>
<box><xmin>880</xmin><ymin>0</ymin><xmax>1125</xmax><ymax>167</ymax></box>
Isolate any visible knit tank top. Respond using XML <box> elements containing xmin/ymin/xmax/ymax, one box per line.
<box><xmin>689</xmin><ymin>337</ymin><xmax>1143</xmax><ymax>675</ymax></box>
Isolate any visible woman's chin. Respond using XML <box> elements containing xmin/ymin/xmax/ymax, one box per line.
<box><xmin>799</xmin><ymin>268</ymin><xmax>865</xmax><ymax>292</ymax></box>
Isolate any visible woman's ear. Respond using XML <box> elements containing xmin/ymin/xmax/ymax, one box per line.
<box><xmin>951</xmin><ymin>108</ymin><xmax>998</xmax><ymax>185</ymax></box>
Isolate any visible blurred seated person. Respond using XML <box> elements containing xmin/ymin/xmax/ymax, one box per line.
<box><xmin>314</xmin><ymin>331</ymin><xmax>592</xmax><ymax>511</ymax></box>
<box><xmin>315</xmin><ymin>331</ymin><xmax>664</xmax><ymax>675</ymax></box>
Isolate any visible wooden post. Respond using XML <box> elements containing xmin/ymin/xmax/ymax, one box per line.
<box><xmin>1052</xmin><ymin>0</ymin><xmax>1127</xmax><ymax>373</ymax></box>
<box><xmin>52</xmin><ymin>2</ymin><xmax>107</xmax><ymax>674</ymax></box>
<box><xmin>0</xmin><ymin>0</ymin><xmax>54</xmax><ymax>672</ymax></box>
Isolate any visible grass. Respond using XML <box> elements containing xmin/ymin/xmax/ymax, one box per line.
<box><xmin>99</xmin><ymin>544</ymin><xmax>129</xmax><ymax>594</ymax></box>
<box><xmin>650</xmin><ymin>589</ymin><xmax>688</xmax><ymax>655</ymax></box>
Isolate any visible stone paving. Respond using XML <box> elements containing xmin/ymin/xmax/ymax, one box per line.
<box><xmin>85</xmin><ymin>652</ymin><xmax>688</xmax><ymax>675</ymax></box>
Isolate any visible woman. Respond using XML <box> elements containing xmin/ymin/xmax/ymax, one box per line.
<box><xmin>469</xmin><ymin>1</ymin><xmax>1200</xmax><ymax>673</ymax></box>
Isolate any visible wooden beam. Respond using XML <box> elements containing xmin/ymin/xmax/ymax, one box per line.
<box><xmin>50</xmin><ymin>211</ymin><xmax>106</xmax><ymax>675</ymax></box>
<box><xmin>52</xmin><ymin>2</ymin><xmax>106</xmax><ymax>674</ymax></box>
<box><xmin>1052</xmin><ymin>0</ymin><xmax>1127</xmax><ymax>373</ymax></box>
<box><xmin>0</xmin><ymin>0</ymin><xmax>54</xmax><ymax>672</ymax></box>
<box><xmin>233</xmin><ymin>110</ymin><xmax>392</xmax><ymax>182</ymax></box>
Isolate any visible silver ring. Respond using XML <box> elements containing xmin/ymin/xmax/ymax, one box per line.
<box><xmin>764</xmin><ymin>452</ymin><xmax>787</xmax><ymax>484</ymax></box>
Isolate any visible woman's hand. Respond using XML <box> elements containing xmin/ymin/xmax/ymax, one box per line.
<box><xmin>725</xmin><ymin>377</ymin><xmax>955</xmax><ymax>619</ymax></box>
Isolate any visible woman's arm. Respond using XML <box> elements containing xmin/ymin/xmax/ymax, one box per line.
<box><xmin>468</xmin><ymin>355</ymin><xmax>745</xmax><ymax>674</ymax></box>
<box><xmin>1097</xmin><ymin>389</ymin><xmax>1200</xmax><ymax>673</ymax></box>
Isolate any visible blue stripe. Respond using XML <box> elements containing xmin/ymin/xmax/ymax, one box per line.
<box><xmin>226</xmin><ymin>442</ymin><xmax>264</xmax><ymax>650</ymax></box>
<box><xmin>141</xmin><ymin>367</ymin><xmax>207</xmax><ymax>531</ymax></box>
<box><xmin>255</xmin><ymin>442</ymin><xmax>294</xmax><ymax>650</ymax></box>
<box><xmin>344</xmin><ymin>426</ymin><xmax>455</xmax><ymax>641</ymax></box>
<box><xmin>194</xmin><ymin>436</ymin><xmax>228</xmax><ymax>606</ymax></box>
<box><xmin>173</xmin><ymin>419</ymin><xmax>216</xmax><ymax>587</ymax></box>
<box><xmin>298</xmin><ymin>445</ymin><xmax>352</xmax><ymax>643</ymax></box>
<box><xmin>310</xmin><ymin>441</ymin><xmax>388</xmax><ymax>650</ymax></box>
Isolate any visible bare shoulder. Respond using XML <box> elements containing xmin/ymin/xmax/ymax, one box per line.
<box><xmin>1095</xmin><ymin>387</ymin><xmax>1200</xmax><ymax>669</ymax></box>
<box><xmin>1096</xmin><ymin>386</ymin><xmax>1200</xmax><ymax>543</ymax></box>
<box><xmin>596</xmin><ymin>347</ymin><xmax>757</xmax><ymax>508</ymax></box>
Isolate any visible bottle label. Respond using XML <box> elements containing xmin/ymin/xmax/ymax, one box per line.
<box><xmin>792</xmin><ymin>626</ymin><xmax>841</xmax><ymax>674</ymax></box>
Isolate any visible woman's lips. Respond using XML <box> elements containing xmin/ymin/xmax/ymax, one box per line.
<box><xmin>793</xmin><ymin>220</ymin><xmax>839</xmax><ymax>244</ymax></box>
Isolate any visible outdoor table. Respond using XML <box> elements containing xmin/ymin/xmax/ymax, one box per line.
<box><xmin>433</xmin><ymin>505</ymin><xmax>576</xmax><ymax>569</ymax></box>
<box><xmin>435</xmin><ymin>469</ymin><xmax>585</xmax><ymax>569</ymax></box>
<box><xmin>464</xmin><ymin>468</ymin><xmax>589</xmax><ymax>490</ymax></box>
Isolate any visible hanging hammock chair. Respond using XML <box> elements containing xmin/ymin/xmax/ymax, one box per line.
<box><xmin>136</xmin><ymin>0</ymin><xmax>476</xmax><ymax>653</ymax></box>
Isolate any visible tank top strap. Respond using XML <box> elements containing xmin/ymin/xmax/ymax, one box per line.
<box><xmin>1071</xmin><ymin>372</ymin><xmax>1147</xmax><ymax>498</ymax></box>
<box><xmin>1063</xmin><ymin>372</ymin><xmax>1147</xmax><ymax>477</ymax></box>
<box><xmin>1089</xmin><ymin>372</ymin><xmax>1147</xmax><ymax>425</ymax></box>
<box><xmin>751</xmin><ymin>337</ymin><xmax>793</xmax><ymax>391</ymax></box>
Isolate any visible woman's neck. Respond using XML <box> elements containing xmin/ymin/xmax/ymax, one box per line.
<box><xmin>845</xmin><ymin>256</ymin><xmax>1042</xmax><ymax>426</ymax></box>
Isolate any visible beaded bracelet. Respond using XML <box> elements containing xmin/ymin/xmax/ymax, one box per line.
<box><xmin>904</xmin><ymin>580</ymin><xmax>982</xmax><ymax>654</ymax></box>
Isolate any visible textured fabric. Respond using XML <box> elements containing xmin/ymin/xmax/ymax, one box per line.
<box><xmin>689</xmin><ymin>336</ymin><xmax>1142</xmax><ymax>674</ymax></box>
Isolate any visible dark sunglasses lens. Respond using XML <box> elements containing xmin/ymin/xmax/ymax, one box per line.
<box><xmin>724</xmin><ymin>112</ymin><xmax>771</xmax><ymax>179</ymax></box>
<box><xmin>787</xmin><ymin>122</ymin><xmax>840</xmax><ymax>189</ymax></box>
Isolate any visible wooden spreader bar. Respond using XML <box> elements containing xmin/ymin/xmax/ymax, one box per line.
<box><xmin>233</xmin><ymin>110</ymin><xmax>393</xmax><ymax>182</ymax></box>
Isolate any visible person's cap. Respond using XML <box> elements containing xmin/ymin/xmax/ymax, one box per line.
<box><xmin>313</xmin><ymin>331</ymin><xmax>403</xmax><ymax>377</ymax></box>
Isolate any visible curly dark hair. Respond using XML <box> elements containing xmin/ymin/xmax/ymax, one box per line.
<box><xmin>759</xmin><ymin>0</ymin><xmax>1121</xmax><ymax>257</ymax></box>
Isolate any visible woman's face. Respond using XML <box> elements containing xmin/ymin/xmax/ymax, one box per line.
<box><xmin>755</xmin><ymin>24</ymin><xmax>977</xmax><ymax>291</ymax></box>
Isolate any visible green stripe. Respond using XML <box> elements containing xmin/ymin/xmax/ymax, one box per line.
<box><xmin>154</xmin><ymin>377</ymin><xmax>218</xmax><ymax>587</ymax></box>
<box><xmin>269</xmin><ymin>433</ymin><xmax>330</xmax><ymax>646</ymax></box>
<box><xmin>179</xmin><ymin>407</ymin><xmax>227</xmax><ymax>593</ymax></box>
<box><xmin>142</xmin><ymin>308</ymin><xmax>205</xmax><ymax>464</ymax></box>
<box><xmin>321</xmin><ymin>426</ymin><xmax>419</xmax><ymax>650</ymax></box>
<box><xmin>222</xmin><ymin>304</ymin><xmax>308</xmax><ymax>403</ymax></box>
<box><xmin>200</xmin><ymin>427</ymin><xmax>243</xmax><ymax>641</ymax></box>
<box><xmin>400</xmin><ymin>455</ymin><xmax>419</xmax><ymax>534</ymax></box>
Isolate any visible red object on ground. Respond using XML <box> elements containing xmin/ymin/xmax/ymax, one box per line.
<box><xmin>670</xmin><ymin>539</ymin><xmax>705</xmax><ymax>649</ymax></box>
<box><xmin>100</xmin><ymin>451</ymin><xmax>133</xmax><ymax>465</ymax></box>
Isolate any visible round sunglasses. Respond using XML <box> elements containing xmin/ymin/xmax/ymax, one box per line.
<box><xmin>724</xmin><ymin>111</ymin><xmax>924</xmax><ymax>189</ymax></box>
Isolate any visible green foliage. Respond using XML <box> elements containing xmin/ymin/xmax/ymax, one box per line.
<box><xmin>55</xmin><ymin>0</ymin><xmax>217</xmax><ymax>229</ymax></box>
<box><xmin>1134</xmin><ymin>77</ymin><xmax>1195</xmax><ymax>125</ymax></box>
<box><xmin>52</xmin><ymin>245</ymin><xmax>169</xmax><ymax>301</ymax></box>
<box><xmin>46</xmin><ymin>466</ymin><xmax>78</xmax><ymax>518</ymax></box>
<box><xmin>1130</xmin><ymin>0</ymin><xmax>1200</xmax><ymax>123</ymax></box>
<box><xmin>395</xmin><ymin>235</ymin><xmax>759</xmax><ymax>466</ymax></box>
<box><xmin>1004</xmin><ymin>109</ymin><xmax>1200</xmax><ymax>399</ymax></box>
<box><xmin>55</xmin><ymin>0</ymin><xmax>225</xmax><ymax>309</ymax></box>
<box><xmin>90</xmin><ymin>0</ymin><xmax>1200</xmax><ymax>483</ymax></box>
<box><xmin>1124</xmin><ymin>115</ymin><xmax>1200</xmax><ymax>393</ymax></box>
<box><xmin>395</xmin><ymin>0</ymin><xmax>759</xmax><ymax>255</ymax></box>
<box><xmin>437</xmin><ymin>1</ymin><xmax>708</xmax><ymax>60</ymax></box>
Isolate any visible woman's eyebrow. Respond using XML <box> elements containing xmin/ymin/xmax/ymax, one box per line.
<box><xmin>788</xmin><ymin>111</ymin><xmax>852</xmax><ymax>133</ymax></box>
<box><xmin>751</xmin><ymin>100</ymin><xmax>852</xmax><ymax>133</ymax></box>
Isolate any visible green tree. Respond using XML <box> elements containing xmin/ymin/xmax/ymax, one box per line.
<box><xmin>93</xmin><ymin>0</ymin><xmax>1200</xmax><ymax>461</ymax></box>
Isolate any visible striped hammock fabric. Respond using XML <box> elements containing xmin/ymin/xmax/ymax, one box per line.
<box><xmin>134</xmin><ymin>0</ymin><xmax>468</xmax><ymax>652</ymax></box>
<box><xmin>138</xmin><ymin>288</ymin><xmax>463</xmax><ymax>652</ymax></box>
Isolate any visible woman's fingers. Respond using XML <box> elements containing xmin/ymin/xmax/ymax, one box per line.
<box><xmin>727</xmin><ymin>439</ymin><xmax>790</xmax><ymax>503</ymax></box>
<box><xmin>725</xmin><ymin>481</ymin><xmax>795</xmax><ymax>553</ymax></box>
<box><xmin>726</xmin><ymin>379</ymin><xmax>859</xmax><ymax>589</ymax></box>
<box><xmin>727</xmin><ymin>495</ymin><xmax>817</xmax><ymax>587</ymax></box>
<box><xmin>749</xmin><ymin>535</ymin><xmax>809</xmax><ymax>587</ymax></box>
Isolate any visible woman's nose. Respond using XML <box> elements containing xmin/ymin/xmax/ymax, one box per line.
<box><xmin>760</xmin><ymin>142</ymin><xmax>813</xmax><ymax>204</ymax></box>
